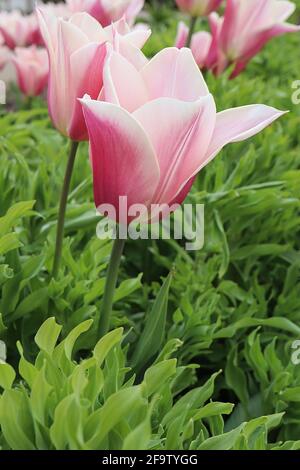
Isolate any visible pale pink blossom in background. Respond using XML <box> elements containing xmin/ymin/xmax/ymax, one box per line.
<box><xmin>67</xmin><ymin>0</ymin><xmax>144</xmax><ymax>26</ymax></box>
<box><xmin>37</xmin><ymin>8</ymin><xmax>150</xmax><ymax>140</ymax></box>
<box><xmin>175</xmin><ymin>0</ymin><xmax>223</xmax><ymax>16</ymax></box>
<box><xmin>175</xmin><ymin>0</ymin><xmax>300</xmax><ymax>78</ymax></box>
<box><xmin>210</xmin><ymin>0</ymin><xmax>300</xmax><ymax>78</ymax></box>
<box><xmin>80</xmin><ymin>47</ymin><xmax>285</xmax><ymax>223</ymax></box>
<box><xmin>0</xmin><ymin>10</ymin><xmax>38</xmax><ymax>49</ymax></box>
<box><xmin>12</xmin><ymin>46</ymin><xmax>49</xmax><ymax>97</ymax></box>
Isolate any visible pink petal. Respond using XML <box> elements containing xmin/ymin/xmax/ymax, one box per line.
<box><xmin>175</xmin><ymin>21</ymin><xmax>189</xmax><ymax>49</ymax></box>
<box><xmin>219</xmin><ymin>0</ymin><xmax>237</xmax><ymax>52</ymax></box>
<box><xmin>103</xmin><ymin>51</ymin><xmax>149</xmax><ymax>112</ymax></box>
<box><xmin>122</xmin><ymin>28</ymin><xmax>151</xmax><ymax>49</ymax></box>
<box><xmin>98</xmin><ymin>0</ymin><xmax>132</xmax><ymax>24</ymax></box>
<box><xmin>106</xmin><ymin>19</ymin><xmax>150</xmax><ymax>50</ymax></box>
<box><xmin>133</xmin><ymin>96</ymin><xmax>216</xmax><ymax>205</ymax></box>
<box><xmin>169</xmin><ymin>176</ymin><xmax>196</xmax><ymax>206</ymax></box>
<box><xmin>0</xmin><ymin>28</ymin><xmax>15</xmax><ymax>49</ymax></box>
<box><xmin>269</xmin><ymin>0</ymin><xmax>296</xmax><ymax>23</ymax></box>
<box><xmin>104</xmin><ymin>18</ymin><xmax>131</xmax><ymax>37</ymax></box>
<box><xmin>80</xmin><ymin>99</ymin><xmax>160</xmax><ymax>221</ymax></box>
<box><xmin>204</xmin><ymin>104</ymin><xmax>286</xmax><ymax>164</ymax></box>
<box><xmin>68</xmin><ymin>42</ymin><xmax>107</xmax><ymax>141</ymax></box>
<box><xmin>191</xmin><ymin>31</ymin><xmax>212</xmax><ymax>68</ymax></box>
<box><xmin>230</xmin><ymin>60</ymin><xmax>248</xmax><ymax>79</ymax></box>
<box><xmin>125</xmin><ymin>0</ymin><xmax>144</xmax><ymax>25</ymax></box>
<box><xmin>88</xmin><ymin>2</ymin><xmax>112</xmax><ymax>26</ymax></box>
<box><xmin>36</xmin><ymin>7</ymin><xmax>59</xmax><ymax>59</ymax></box>
<box><xmin>141</xmin><ymin>47</ymin><xmax>209</xmax><ymax>101</ymax></box>
<box><xmin>220</xmin><ymin>0</ymin><xmax>299</xmax><ymax>64</ymax></box>
<box><xmin>206</xmin><ymin>12</ymin><xmax>224</xmax><ymax>71</ymax></box>
<box><xmin>60</xmin><ymin>18</ymin><xmax>89</xmax><ymax>55</ymax></box>
<box><xmin>232</xmin><ymin>22</ymin><xmax>300</xmax><ymax>76</ymax></box>
<box><xmin>69</xmin><ymin>12</ymin><xmax>107</xmax><ymax>43</ymax></box>
<box><xmin>265</xmin><ymin>22</ymin><xmax>300</xmax><ymax>36</ymax></box>
<box><xmin>117</xmin><ymin>34</ymin><xmax>149</xmax><ymax>70</ymax></box>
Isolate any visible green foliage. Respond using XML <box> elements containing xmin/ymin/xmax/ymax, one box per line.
<box><xmin>0</xmin><ymin>319</ymin><xmax>295</xmax><ymax>450</ymax></box>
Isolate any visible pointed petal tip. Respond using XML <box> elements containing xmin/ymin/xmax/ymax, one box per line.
<box><xmin>78</xmin><ymin>93</ymin><xmax>92</xmax><ymax>104</ymax></box>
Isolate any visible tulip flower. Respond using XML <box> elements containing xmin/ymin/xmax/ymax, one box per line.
<box><xmin>67</xmin><ymin>0</ymin><xmax>144</xmax><ymax>26</ymax></box>
<box><xmin>81</xmin><ymin>47</ymin><xmax>284</xmax><ymax>220</ymax></box>
<box><xmin>37</xmin><ymin>7</ymin><xmax>150</xmax><ymax>278</ymax></box>
<box><xmin>37</xmin><ymin>9</ymin><xmax>106</xmax><ymax>141</ymax></box>
<box><xmin>175</xmin><ymin>0</ymin><xmax>223</xmax><ymax>16</ymax></box>
<box><xmin>209</xmin><ymin>0</ymin><xmax>300</xmax><ymax>78</ymax></box>
<box><xmin>12</xmin><ymin>46</ymin><xmax>49</xmax><ymax>97</ymax></box>
<box><xmin>0</xmin><ymin>10</ymin><xmax>38</xmax><ymax>49</ymax></box>
<box><xmin>37</xmin><ymin>9</ymin><xmax>150</xmax><ymax>140</ymax></box>
<box><xmin>80</xmin><ymin>47</ymin><xmax>284</xmax><ymax>336</ymax></box>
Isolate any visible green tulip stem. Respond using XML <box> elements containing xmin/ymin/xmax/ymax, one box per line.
<box><xmin>52</xmin><ymin>140</ymin><xmax>79</xmax><ymax>279</ymax></box>
<box><xmin>186</xmin><ymin>16</ymin><xmax>198</xmax><ymax>48</ymax></box>
<box><xmin>98</xmin><ymin>236</ymin><xmax>126</xmax><ymax>337</ymax></box>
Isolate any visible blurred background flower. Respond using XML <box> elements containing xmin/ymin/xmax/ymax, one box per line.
<box><xmin>12</xmin><ymin>45</ymin><xmax>48</xmax><ymax>96</ymax></box>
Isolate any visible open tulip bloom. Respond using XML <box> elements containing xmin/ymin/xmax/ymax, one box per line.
<box><xmin>216</xmin><ymin>0</ymin><xmax>300</xmax><ymax>78</ymax></box>
<box><xmin>177</xmin><ymin>0</ymin><xmax>300</xmax><ymax>78</ymax></box>
<box><xmin>80</xmin><ymin>47</ymin><xmax>284</xmax><ymax>223</ymax></box>
<box><xmin>80</xmin><ymin>46</ymin><xmax>285</xmax><ymax>336</ymax></box>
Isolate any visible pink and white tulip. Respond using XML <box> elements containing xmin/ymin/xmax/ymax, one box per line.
<box><xmin>175</xmin><ymin>0</ymin><xmax>223</xmax><ymax>16</ymax></box>
<box><xmin>175</xmin><ymin>0</ymin><xmax>300</xmax><ymax>78</ymax></box>
<box><xmin>12</xmin><ymin>46</ymin><xmax>49</xmax><ymax>97</ymax></box>
<box><xmin>0</xmin><ymin>10</ymin><xmax>38</xmax><ymax>49</ymax></box>
<box><xmin>80</xmin><ymin>47</ymin><xmax>285</xmax><ymax>222</ymax></box>
<box><xmin>31</xmin><ymin>4</ymin><xmax>73</xmax><ymax>46</ymax></box>
<box><xmin>67</xmin><ymin>0</ymin><xmax>144</xmax><ymax>26</ymax></box>
<box><xmin>37</xmin><ymin>8</ymin><xmax>150</xmax><ymax>141</ymax></box>
<box><xmin>211</xmin><ymin>0</ymin><xmax>300</xmax><ymax>78</ymax></box>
